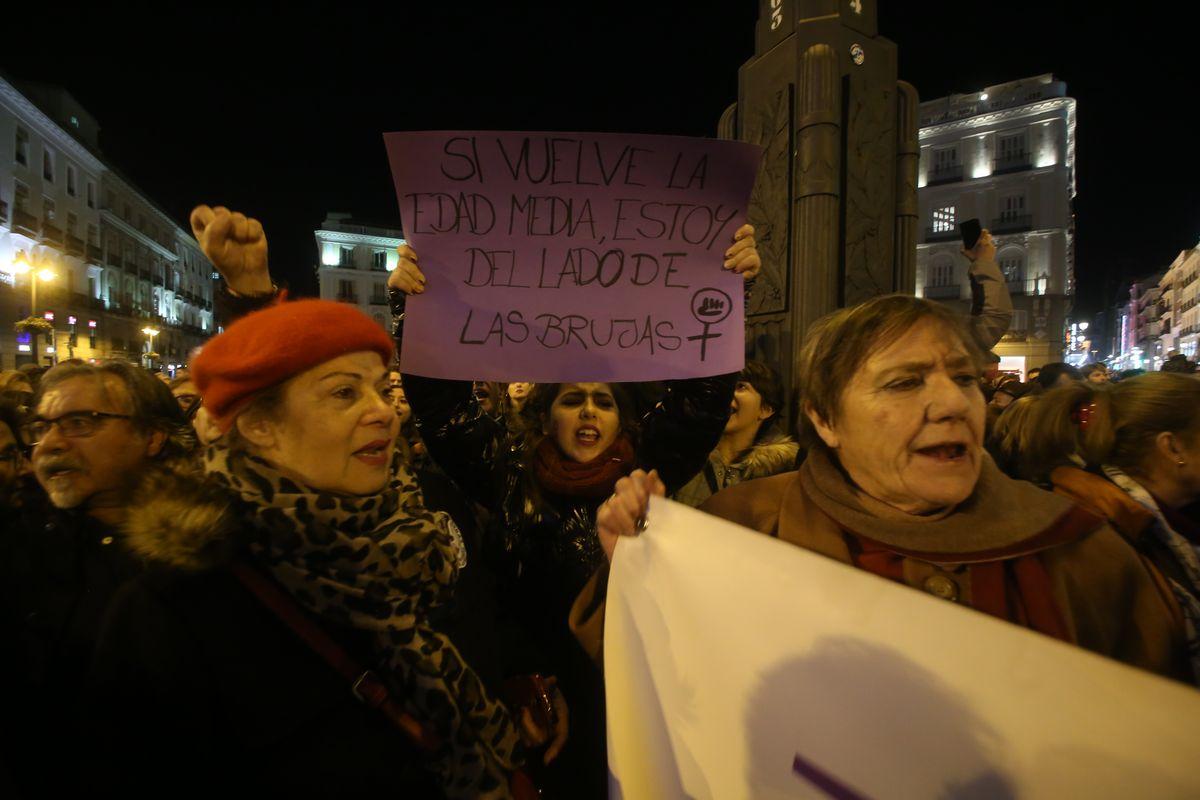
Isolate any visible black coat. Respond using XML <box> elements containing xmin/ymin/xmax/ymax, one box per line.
<box><xmin>80</xmin><ymin>466</ymin><xmax>511</xmax><ymax>798</ymax></box>
<box><xmin>405</xmin><ymin>371</ymin><xmax>734</xmax><ymax>797</ymax></box>
<box><xmin>0</xmin><ymin>499</ymin><xmax>145</xmax><ymax>796</ymax></box>
<box><xmin>87</xmin><ymin>562</ymin><xmax>439</xmax><ymax>797</ymax></box>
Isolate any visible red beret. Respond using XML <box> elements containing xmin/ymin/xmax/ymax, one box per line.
<box><xmin>193</xmin><ymin>298</ymin><xmax>394</xmax><ymax>433</ymax></box>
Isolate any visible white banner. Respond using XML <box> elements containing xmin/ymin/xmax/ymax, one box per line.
<box><xmin>604</xmin><ymin>496</ymin><xmax>1200</xmax><ymax>799</ymax></box>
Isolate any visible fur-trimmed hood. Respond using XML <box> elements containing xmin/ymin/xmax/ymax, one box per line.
<box><xmin>121</xmin><ymin>460</ymin><xmax>243</xmax><ymax>571</ymax></box>
<box><xmin>726</xmin><ymin>432</ymin><xmax>801</xmax><ymax>481</ymax></box>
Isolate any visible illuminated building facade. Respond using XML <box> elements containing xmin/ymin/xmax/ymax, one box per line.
<box><xmin>0</xmin><ymin>75</ymin><xmax>214</xmax><ymax>369</ymax></box>
<box><xmin>314</xmin><ymin>213</ymin><xmax>403</xmax><ymax>331</ymax></box>
<box><xmin>1158</xmin><ymin>244</ymin><xmax>1200</xmax><ymax>361</ymax></box>
<box><xmin>916</xmin><ymin>74</ymin><xmax>1076</xmax><ymax>377</ymax></box>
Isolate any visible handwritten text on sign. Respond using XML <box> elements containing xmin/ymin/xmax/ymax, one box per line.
<box><xmin>384</xmin><ymin>132</ymin><xmax>762</xmax><ymax>382</ymax></box>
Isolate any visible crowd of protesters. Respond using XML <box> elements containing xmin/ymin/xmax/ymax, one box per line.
<box><xmin>1</xmin><ymin>209</ymin><xmax>1197</xmax><ymax>798</ymax></box>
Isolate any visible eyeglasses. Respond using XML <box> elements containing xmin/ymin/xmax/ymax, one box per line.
<box><xmin>21</xmin><ymin>411</ymin><xmax>133</xmax><ymax>446</ymax></box>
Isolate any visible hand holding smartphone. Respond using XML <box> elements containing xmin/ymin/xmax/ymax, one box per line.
<box><xmin>959</xmin><ymin>218</ymin><xmax>982</xmax><ymax>251</ymax></box>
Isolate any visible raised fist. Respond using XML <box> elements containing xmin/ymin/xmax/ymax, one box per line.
<box><xmin>190</xmin><ymin>205</ymin><xmax>272</xmax><ymax>296</ymax></box>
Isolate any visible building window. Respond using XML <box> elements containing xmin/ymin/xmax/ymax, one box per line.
<box><xmin>932</xmin><ymin>206</ymin><xmax>956</xmax><ymax>233</ymax></box>
<box><xmin>67</xmin><ymin>164</ymin><xmax>78</xmax><ymax>197</ymax></box>
<box><xmin>999</xmin><ymin>250</ymin><xmax>1025</xmax><ymax>285</ymax></box>
<box><xmin>87</xmin><ymin>224</ymin><xmax>98</xmax><ymax>245</ymax></box>
<box><xmin>337</xmin><ymin>279</ymin><xmax>357</xmax><ymax>301</ymax></box>
<box><xmin>86</xmin><ymin>181</ymin><xmax>96</xmax><ymax>209</ymax></box>
<box><xmin>996</xmin><ymin>131</ymin><xmax>1029</xmax><ymax>171</ymax></box>
<box><xmin>1010</xmin><ymin>310</ymin><xmax>1029</xmax><ymax>332</ymax></box>
<box><xmin>340</xmin><ymin>246</ymin><xmax>355</xmax><ymax>267</ymax></box>
<box><xmin>372</xmin><ymin>250</ymin><xmax>388</xmax><ymax>271</ymax></box>
<box><xmin>371</xmin><ymin>283</ymin><xmax>388</xmax><ymax>304</ymax></box>
<box><xmin>43</xmin><ymin>148</ymin><xmax>55</xmax><ymax>182</ymax></box>
<box><xmin>43</xmin><ymin>197</ymin><xmax>56</xmax><ymax>222</ymax></box>
<box><xmin>929</xmin><ymin>259</ymin><xmax>955</xmax><ymax>287</ymax></box>
<box><xmin>67</xmin><ymin>212</ymin><xmax>78</xmax><ymax>236</ymax></box>
<box><xmin>14</xmin><ymin>181</ymin><xmax>30</xmax><ymax>212</ymax></box>
<box><xmin>999</xmin><ymin>193</ymin><xmax>1026</xmax><ymax>223</ymax></box>
<box><xmin>932</xmin><ymin>146</ymin><xmax>958</xmax><ymax>173</ymax></box>
<box><xmin>15</xmin><ymin>126</ymin><xmax>30</xmax><ymax>166</ymax></box>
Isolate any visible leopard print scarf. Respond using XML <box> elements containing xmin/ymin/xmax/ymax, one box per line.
<box><xmin>205</xmin><ymin>444</ymin><xmax>523</xmax><ymax>798</ymax></box>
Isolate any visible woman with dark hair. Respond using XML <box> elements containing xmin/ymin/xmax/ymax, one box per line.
<box><xmin>993</xmin><ymin>372</ymin><xmax>1200</xmax><ymax>680</ymax></box>
<box><xmin>674</xmin><ymin>359</ymin><xmax>799</xmax><ymax>507</ymax></box>
<box><xmin>392</xmin><ymin>230</ymin><xmax>756</xmax><ymax>795</ymax></box>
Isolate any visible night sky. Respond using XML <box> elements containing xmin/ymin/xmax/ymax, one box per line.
<box><xmin>5</xmin><ymin>1</ymin><xmax>1193</xmax><ymax>318</ymax></box>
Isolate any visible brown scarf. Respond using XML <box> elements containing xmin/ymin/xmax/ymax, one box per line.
<box><xmin>533</xmin><ymin>434</ymin><xmax>636</xmax><ymax>499</ymax></box>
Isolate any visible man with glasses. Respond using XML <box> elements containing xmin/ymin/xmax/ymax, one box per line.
<box><xmin>2</xmin><ymin>361</ymin><xmax>195</xmax><ymax>795</ymax></box>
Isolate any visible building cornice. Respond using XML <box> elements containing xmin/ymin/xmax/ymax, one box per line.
<box><xmin>0</xmin><ymin>78</ymin><xmax>106</xmax><ymax>173</ymax></box>
<box><xmin>102</xmin><ymin>172</ymin><xmax>202</xmax><ymax>250</ymax></box>
<box><xmin>101</xmin><ymin>209</ymin><xmax>180</xmax><ymax>262</ymax></box>
<box><xmin>315</xmin><ymin>229</ymin><xmax>405</xmax><ymax>248</ymax></box>
<box><xmin>919</xmin><ymin>98</ymin><xmax>1075</xmax><ymax>139</ymax></box>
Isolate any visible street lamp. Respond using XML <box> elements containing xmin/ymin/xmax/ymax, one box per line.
<box><xmin>142</xmin><ymin>326</ymin><xmax>160</xmax><ymax>368</ymax></box>
<box><xmin>8</xmin><ymin>252</ymin><xmax>56</xmax><ymax>363</ymax></box>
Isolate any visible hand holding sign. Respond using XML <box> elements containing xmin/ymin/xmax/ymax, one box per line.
<box><xmin>384</xmin><ymin>131</ymin><xmax>762</xmax><ymax>382</ymax></box>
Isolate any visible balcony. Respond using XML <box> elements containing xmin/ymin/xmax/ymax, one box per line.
<box><xmin>87</xmin><ymin>244</ymin><xmax>103</xmax><ymax>264</ymax></box>
<box><xmin>993</xmin><ymin>154</ymin><xmax>1032</xmax><ymax>175</ymax></box>
<box><xmin>926</xmin><ymin>165</ymin><xmax>963</xmax><ymax>186</ymax></box>
<box><xmin>13</xmin><ymin>207</ymin><xmax>38</xmax><ymax>235</ymax></box>
<box><xmin>66</xmin><ymin>234</ymin><xmax>86</xmax><ymax>257</ymax></box>
<box><xmin>991</xmin><ymin>214</ymin><xmax>1033</xmax><ymax>234</ymax></box>
<box><xmin>924</xmin><ymin>227</ymin><xmax>960</xmax><ymax>243</ymax></box>
<box><xmin>923</xmin><ymin>284</ymin><xmax>962</xmax><ymax>299</ymax></box>
<box><xmin>336</xmin><ymin>293</ymin><xmax>359</xmax><ymax>304</ymax></box>
<box><xmin>42</xmin><ymin>221</ymin><xmax>64</xmax><ymax>245</ymax></box>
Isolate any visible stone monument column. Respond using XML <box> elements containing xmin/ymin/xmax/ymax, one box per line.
<box><xmin>718</xmin><ymin>0</ymin><xmax>918</xmax><ymax>413</ymax></box>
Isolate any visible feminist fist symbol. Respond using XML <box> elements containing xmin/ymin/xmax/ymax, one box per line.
<box><xmin>688</xmin><ymin>288</ymin><xmax>733</xmax><ymax>362</ymax></box>
<box><xmin>697</xmin><ymin>297</ymin><xmax>727</xmax><ymax>318</ymax></box>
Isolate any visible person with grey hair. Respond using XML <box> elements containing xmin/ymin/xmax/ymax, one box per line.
<box><xmin>1</xmin><ymin>359</ymin><xmax>196</xmax><ymax>796</ymax></box>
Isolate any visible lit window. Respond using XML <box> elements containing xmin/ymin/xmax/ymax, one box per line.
<box><xmin>15</xmin><ymin>126</ymin><xmax>30</xmax><ymax>166</ymax></box>
<box><xmin>932</xmin><ymin>206</ymin><xmax>956</xmax><ymax>233</ymax></box>
<box><xmin>999</xmin><ymin>252</ymin><xmax>1025</xmax><ymax>284</ymax></box>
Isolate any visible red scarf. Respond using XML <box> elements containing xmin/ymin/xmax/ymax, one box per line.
<box><xmin>848</xmin><ymin>536</ymin><xmax>1070</xmax><ymax>642</ymax></box>
<box><xmin>533</xmin><ymin>434</ymin><xmax>636</xmax><ymax>500</ymax></box>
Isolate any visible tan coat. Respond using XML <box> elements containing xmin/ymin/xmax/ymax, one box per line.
<box><xmin>572</xmin><ymin>450</ymin><xmax>1191</xmax><ymax>683</ymax></box>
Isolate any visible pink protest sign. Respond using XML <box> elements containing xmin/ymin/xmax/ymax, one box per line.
<box><xmin>384</xmin><ymin>131</ymin><xmax>762</xmax><ymax>382</ymax></box>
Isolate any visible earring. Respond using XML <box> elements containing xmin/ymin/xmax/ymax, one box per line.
<box><xmin>1179</xmin><ymin>460</ymin><xmax>1187</xmax><ymax>467</ymax></box>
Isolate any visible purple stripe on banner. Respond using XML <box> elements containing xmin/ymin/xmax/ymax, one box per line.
<box><xmin>792</xmin><ymin>753</ymin><xmax>872</xmax><ymax>800</ymax></box>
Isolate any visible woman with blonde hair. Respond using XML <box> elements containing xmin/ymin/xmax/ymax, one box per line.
<box><xmin>993</xmin><ymin>372</ymin><xmax>1200</xmax><ymax>679</ymax></box>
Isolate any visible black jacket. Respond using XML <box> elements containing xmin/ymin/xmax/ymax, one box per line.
<box><xmin>87</xmin><ymin>562</ymin><xmax>438</xmax><ymax>797</ymax></box>
<box><xmin>79</xmin><ymin>463</ymin><xmax>513</xmax><ymax>798</ymax></box>
<box><xmin>1</xmin><ymin>498</ymin><xmax>145</xmax><ymax>796</ymax></box>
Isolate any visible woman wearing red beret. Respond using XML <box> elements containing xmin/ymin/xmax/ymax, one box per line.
<box><xmin>86</xmin><ymin>207</ymin><xmax>551</xmax><ymax>799</ymax></box>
